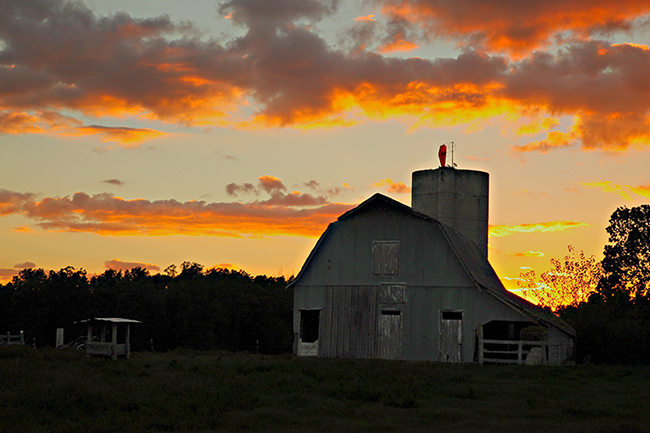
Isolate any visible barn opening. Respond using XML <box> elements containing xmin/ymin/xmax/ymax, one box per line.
<box><xmin>478</xmin><ymin>320</ymin><xmax>549</xmax><ymax>364</ymax></box>
<box><xmin>298</xmin><ymin>309</ymin><xmax>320</xmax><ymax>357</ymax></box>
<box><xmin>300</xmin><ymin>310</ymin><xmax>320</xmax><ymax>343</ymax></box>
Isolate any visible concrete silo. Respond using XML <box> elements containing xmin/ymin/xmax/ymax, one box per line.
<box><xmin>411</xmin><ymin>167</ymin><xmax>489</xmax><ymax>259</ymax></box>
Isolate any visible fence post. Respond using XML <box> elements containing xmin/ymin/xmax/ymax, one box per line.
<box><xmin>517</xmin><ymin>341</ymin><xmax>523</xmax><ymax>364</ymax></box>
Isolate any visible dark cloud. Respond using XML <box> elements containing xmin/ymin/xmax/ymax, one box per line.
<box><xmin>2</xmin><ymin>0</ymin><xmax>650</xmax><ymax>151</ymax></box>
<box><xmin>104</xmin><ymin>259</ymin><xmax>160</xmax><ymax>272</ymax></box>
<box><xmin>13</xmin><ymin>261</ymin><xmax>36</xmax><ymax>268</ymax></box>
<box><xmin>226</xmin><ymin>182</ymin><xmax>256</xmax><ymax>196</ymax></box>
<box><xmin>375</xmin><ymin>0</ymin><xmax>650</xmax><ymax>55</ymax></box>
<box><xmin>103</xmin><ymin>179</ymin><xmax>124</xmax><ymax>186</ymax></box>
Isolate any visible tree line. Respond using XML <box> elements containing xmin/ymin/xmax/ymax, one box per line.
<box><xmin>519</xmin><ymin>204</ymin><xmax>650</xmax><ymax>364</ymax></box>
<box><xmin>0</xmin><ymin>262</ymin><xmax>294</xmax><ymax>354</ymax></box>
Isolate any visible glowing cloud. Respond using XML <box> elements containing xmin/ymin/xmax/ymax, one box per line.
<box><xmin>583</xmin><ymin>181</ymin><xmax>650</xmax><ymax>200</ymax></box>
<box><xmin>489</xmin><ymin>221</ymin><xmax>589</xmax><ymax>237</ymax></box>
<box><xmin>2</xmin><ymin>0</ymin><xmax>650</xmax><ymax>152</ymax></box>
<box><xmin>508</xmin><ymin>251</ymin><xmax>545</xmax><ymax>258</ymax></box>
<box><xmin>370</xmin><ymin>178</ymin><xmax>412</xmax><ymax>194</ymax></box>
<box><xmin>377</xmin><ymin>0</ymin><xmax>650</xmax><ymax>55</ymax></box>
<box><xmin>104</xmin><ymin>259</ymin><xmax>160</xmax><ymax>272</ymax></box>
<box><xmin>0</xmin><ymin>182</ymin><xmax>354</xmax><ymax>238</ymax></box>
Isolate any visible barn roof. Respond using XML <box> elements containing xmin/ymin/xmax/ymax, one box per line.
<box><xmin>291</xmin><ymin>193</ymin><xmax>575</xmax><ymax>337</ymax></box>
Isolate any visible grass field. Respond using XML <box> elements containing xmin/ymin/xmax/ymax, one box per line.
<box><xmin>1</xmin><ymin>346</ymin><xmax>649</xmax><ymax>433</ymax></box>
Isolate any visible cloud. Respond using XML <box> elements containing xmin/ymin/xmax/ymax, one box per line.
<box><xmin>104</xmin><ymin>259</ymin><xmax>160</xmax><ymax>272</ymax></box>
<box><xmin>583</xmin><ymin>180</ymin><xmax>650</xmax><ymax>199</ymax></box>
<box><xmin>0</xmin><ymin>190</ymin><xmax>37</xmax><ymax>215</ymax></box>
<box><xmin>508</xmin><ymin>251</ymin><xmax>545</xmax><ymax>258</ymax></box>
<box><xmin>376</xmin><ymin>0</ymin><xmax>650</xmax><ymax>56</ymax></box>
<box><xmin>103</xmin><ymin>179</ymin><xmax>124</xmax><ymax>186</ymax></box>
<box><xmin>2</xmin><ymin>0</ymin><xmax>650</xmax><ymax>153</ymax></box>
<box><xmin>0</xmin><ymin>261</ymin><xmax>37</xmax><ymax>282</ymax></box>
<box><xmin>370</xmin><ymin>178</ymin><xmax>411</xmax><ymax>194</ymax></box>
<box><xmin>0</xmin><ymin>179</ymin><xmax>354</xmax><ymax>237</ymax></box>
<box><xmin>226</xmin><ymin>182</ymin><xmax>257</xmax><ymax>196</ymax></box>
<box><xmin>66</xmin><ymin>126</ymin><xmax>169</xmax><ymax>146</ymax></box>
<box><xmin>0</xmin><ymin>269</ymin><xmax>19</xmax><ymax>280</ymax></box>
<box><xmin>489</xmin><ymin>221</ymin><xmax>589</xmax><ymax>237</ymax></box>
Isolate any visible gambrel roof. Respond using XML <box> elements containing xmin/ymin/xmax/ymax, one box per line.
<box><xmin>291</xmin><ymin>193</ymin><xmax>575</xmax><ymax>337</ymax></box>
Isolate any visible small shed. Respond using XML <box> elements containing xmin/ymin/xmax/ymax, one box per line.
<box><xmin>77</xmin><ymin>318</ymin><xmax>141</xmax><ymax>360</ymax></box>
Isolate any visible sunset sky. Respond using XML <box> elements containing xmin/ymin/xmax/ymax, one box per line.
<box><xmin>3</xmin><ymin>0</ymin><xmax>650</xmax><ymax>295</ymax></box>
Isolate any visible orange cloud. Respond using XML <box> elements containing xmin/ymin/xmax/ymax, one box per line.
<box><xmin>0</xmin><ymin>110</ymin><xmax>167</xmax><ymax>146</ymax></box>
<box><xmin>370</xmin><ymin>178</ymin><xmax>412</xmax><ymax>194</ymax></box>
<box><xmin>68</xmin><ymin>126</ymin><xmax>169</xmax><ymax>146</ymax></box>
<box><xmin>104</xmin><ymin>259</ymin><xmax>160</xmax><ymax>272</ymax></box>
<box><xmin>378</xmin><ymin>0</ymin><xmax>650</xmax><ymax>56</ymax></box>
<box><xmin>377</xmin><ymin>31</ymin><xmax>418</xmax><ymax>53</ymax></box>
<box><xmin>508</xmin><ymin>251</ymin><xmax>545</xmax><ymax>258</ymax></box>
<box><xmin>355</xmin><ymin>15</ymin><xmax>375</xmax><ymax>22</ymax></box>
<box><xmin>489</xmin><ymin>221</ymin><xmax>589</xmax><ymax>237</ymax></box>
<box><xmin>583</xmin><ymin>181</ymin><xmax>650</xmax><ymax>200</ymax></box>
<box><xmin>3</xmin><ymin>0</ymin><xmax>650</xmax><ymax>154</ymax></box>
<box><xmin>0</xmin><ymin>182</ymin><xmax>354</xmax><ymax>238</ymax></box>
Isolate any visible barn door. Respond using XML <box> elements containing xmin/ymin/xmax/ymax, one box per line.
<box><xmin>439</xmin><ymin>310</ymin><xmax>463</xmax><ymax>363</ymax></box>
<box><xmin>378</xmin><ymin>310</ymin><xmax>402</xmax><ymax>359</ymax></box>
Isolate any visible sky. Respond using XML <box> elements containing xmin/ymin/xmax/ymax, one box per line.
<box><xmin>2</xmin><ymin>0</ymin><xmax>650</xmax><ymax>295</ymax></box>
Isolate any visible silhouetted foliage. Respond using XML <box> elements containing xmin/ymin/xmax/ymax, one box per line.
<box><xmin>518</xmin><ymin>245</ymin><xmax>602</xmax><ymax>311</ymax></box>
<box><xmin>597</xmin><ymin>205</ymin><xmax>650</xmax><ymax>299</ymax></box>
<box><xmin>0</xmin><ymin>265</ymin><xmax>293</xmax><ymax>354</ymax></box>
<box><xmin>557</xmin><ymin>205</ymin><xmax>650</xmax><ymax>364</ymax></box>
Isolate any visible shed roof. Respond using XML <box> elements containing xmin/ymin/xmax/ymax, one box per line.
<box><xmin>291</xmin><ymin>193</ymin><xmax>575</xmax><ymax>337</ymax></box>
<box><xmin>76</xmin><ymin>318</ymin><xmax>142</xmax><ymax>324</ymax></box>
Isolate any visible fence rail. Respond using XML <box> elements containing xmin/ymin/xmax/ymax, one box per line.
<box><xmin>478</xmin><ymin>337</ymin><xmax>548</xmax><ymax>365</ymax></box>
<box><xmin>0</xmin><ymin>331</ymin><xmax>25</xmax><ymax>346</ymax></box>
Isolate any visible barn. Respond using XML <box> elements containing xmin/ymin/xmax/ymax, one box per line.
<box><xmin>290</xmin><ymin>166</ymin><xmax>575</xmax><ymax>365</ymax></box>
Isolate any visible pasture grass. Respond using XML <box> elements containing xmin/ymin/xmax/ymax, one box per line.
<box><xmin>1</xmin><ymin>345</ymin><xmax>649</xmax><ymax>432</ymax></box>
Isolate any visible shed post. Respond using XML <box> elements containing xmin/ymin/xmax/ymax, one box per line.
<box><xmin>111</xmin><ymin>323</ymin><xmax>118</xmax><ymax>360</ymax></box>
<box><xmin>477</xmin><ymin>325</ymin><xmax>484</xmax><ymax>365</ymax></box>
<box><xmin>101</xmin><ymin>325</ymin><xmax>106</xmax><ymax>342</ymax></box>
<box><xmin>126</xmin><ymin>324</ymin><xmax>131</xmax><ymax>359</ymax></box>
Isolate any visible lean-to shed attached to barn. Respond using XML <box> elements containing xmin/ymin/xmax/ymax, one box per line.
<box><xmin>290</xmin><ymin>166</ymin><xmax>575</xmax><ymax>365</ymax></box>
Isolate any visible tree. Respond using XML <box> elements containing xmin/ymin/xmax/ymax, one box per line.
<box><xmin>518</xmin><ymin>245</ymin><xmax>602</xmax><ymax>312</ymax></box>
<box><xmin>598</xmin><ymin>205</ymin><xmax>650</xmax><ymax>299</ymax></box>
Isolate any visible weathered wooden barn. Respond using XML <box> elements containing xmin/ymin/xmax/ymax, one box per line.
<box><xmin>291</xmin><ymin>166</ymin><xmax>575</xmax><ymax>365</ymax></box>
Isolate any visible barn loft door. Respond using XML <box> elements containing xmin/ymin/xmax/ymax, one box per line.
<box><xmin>439</xmin><ymin>310</ymin><xmax>463</xmax><ymax>363</ymax></box>
<box><xmin>378</xmin><ymin>310</ymin><xmax>402</xmax><ymax>359</ymax></box>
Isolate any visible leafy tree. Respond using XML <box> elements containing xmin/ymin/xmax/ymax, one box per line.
<box><xmin>518</xmin><ymin>245</ymin><xmax>602</xmax><ymax>312</ymax></box>
<box><xmin>598</xmin><ymin>205</ymin><xmax>650</xmax><ymax>299</ymax></box>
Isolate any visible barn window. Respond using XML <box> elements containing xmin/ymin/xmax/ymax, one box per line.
<box><xmin>372</xmin><ymin>241</ymin><xmax>399</xmax><ymax>275</ymax></box>
<box><xmin>442</xmin><ymin>311</ymin><xmax>463</xmax><ymax>320</ymax></box>
<box><xmin>300</xmin><ymin>310</ymin><xmax>320</xmax><ymax>343</ymax></box>
<box><xmin>381</xmin><ymin>310</ymin><xmax>401</xmax><ymax>316</ymax></box>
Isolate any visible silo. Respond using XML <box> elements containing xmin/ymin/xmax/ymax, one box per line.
<box><xmin>411</xmin><ymin>167</ymin><xmax>489</xmax><ymax>258</ymax></box>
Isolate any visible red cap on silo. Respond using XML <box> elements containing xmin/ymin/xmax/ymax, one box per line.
<box><xmin>438</xmin><ymin>144</ymin><xmax>447</xmax><ymax>167</ymax></box>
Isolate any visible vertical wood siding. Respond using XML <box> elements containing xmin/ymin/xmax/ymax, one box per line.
<box><xmin>372</xmin><ymin>241</ymin><xmax>400</xmax><ymax>275</ymax></box>
<box><xmin>320</xmin><ymin>286</ymin><xmax>378</xmax><ymax>358</ymax></box>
